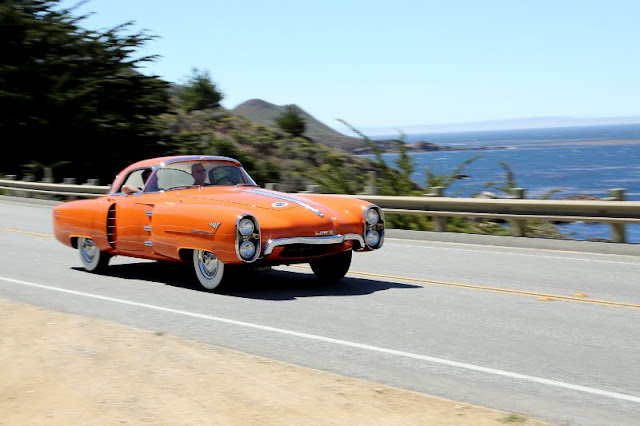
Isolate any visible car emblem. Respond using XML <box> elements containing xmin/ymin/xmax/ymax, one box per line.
<box><xmin>272</xmin><ymin>202</ymin><xmax>289</xmax><ymax>208</ymax></box>
<box><xmin>199</xmin><ymin>222</ymin><xmax>221</xmax><ymax>236</ymax></box>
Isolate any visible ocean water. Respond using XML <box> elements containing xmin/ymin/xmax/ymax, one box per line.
<box><xmin>368</xmin><ymin>123</ymin><xmax>640</xmax><ymax>243</ymax></box>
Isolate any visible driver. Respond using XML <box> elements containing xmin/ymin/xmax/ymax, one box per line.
<box><xmin>191</xmin><ymin>163</ymin><xmax>207</xmax><ymax>185</ymax></box>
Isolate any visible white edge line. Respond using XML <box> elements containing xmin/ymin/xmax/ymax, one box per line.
<box><xmin>2</xmin><ymin>275</ymin><xmax>639</xmax><ymax>405</ymax></box>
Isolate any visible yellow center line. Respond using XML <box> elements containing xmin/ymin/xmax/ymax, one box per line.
<box><xmin>5</xmin><ymin>227</ymin><xmax>638</xmax><ymax>310</ymax></box>
<box><xmin>289</xmin><ymin>265</ymin><xmax>640</xmax><ymax>310</ymax></box>
<box><xmin>353</xmin><ymin>271</ymin><xmax>640</xmax><ymax>309</ymax></box>
<box><xmin>0</xmin><ymin>227</ymin><xmax>53</xmax><ymax>238</ymax></box>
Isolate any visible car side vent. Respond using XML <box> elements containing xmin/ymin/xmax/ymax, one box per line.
<box><xmin>107</xmin><ymin>203</ymin><xmax>117</xmax><ymax>247</ymax></box>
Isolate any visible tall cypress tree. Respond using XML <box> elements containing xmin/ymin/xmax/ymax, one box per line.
<box><xmin>0</xmin><ymin>0</ymin><xmax>170</xmax><ymax>182</ymax></box>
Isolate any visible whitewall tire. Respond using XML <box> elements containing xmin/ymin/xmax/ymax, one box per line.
<box><xmin>78</xmin><ymin>237</ymin><xmax>111</xmax><ymax>272</ymax></box>
<box><xmin>193</xmin><ymin>249</ymin><xmax>225</xmax><ymax>290</ymax></box>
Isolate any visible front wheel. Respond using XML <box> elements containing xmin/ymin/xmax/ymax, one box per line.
<box><xmin>193</xmin><ymin>249</ymin><xmax>226</xmax><ymax>290</ymax></box>
<box><xmin>78</xmin><ymin>237</ymin><xmax>111</xmax><ymax>272</ymax></box>
<box><xmin>310</xmin><ymin>250</ymin><xmax>352</xmax><ymax>283</ymax></box>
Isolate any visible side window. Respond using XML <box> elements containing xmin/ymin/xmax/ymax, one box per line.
<box><xmin>120</xmin><ymin>169</ymin><xmax>146</xmax><ymax>192</ymax></box>
<box><xmin>210</xmin><ymin>166</ymin><xmax>244</xmax><ymax>185</ymax></box>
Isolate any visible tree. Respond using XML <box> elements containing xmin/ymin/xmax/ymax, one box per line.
<box><xmin>0</xmin><ymin>0</ymin><xmax>170</xmax><ymax>182</ymax></box>
<box><xmin>275</xmin><ymin>105</ymin><xmax>306</xmax><ymax>137</ymax></box>
<box><xmin>174</xmin><ymin>68</ymin><xmax>223</xmax><ymax>112</ymax></box>
<box><xmin>425</xmin><ymin>154</ymin><xmax>481</xmax><ymax>196</ymax></box>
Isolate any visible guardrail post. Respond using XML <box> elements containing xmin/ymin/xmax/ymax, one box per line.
<box><xmin>425</xmin><ymin>186</ymin><xmax>444</xmax><ymax>197</ymax></box>
<box><xmin>609</xmin><ymin>188</ymin><xmax>625</xmax><ymax>201</ymax></box>
<box><xmin>609</xmin><ymin>188</ymin><xmax>626</xmax><ymax>243</ymax></box>
<box><xmin>425</xmin><ymin>186</ymin><xmax>447</xmax><ymax>232</ymax></box>
<box><xmin>264</xmin><ymin>183</ymin><xmax>277</xmax><ymax>190</ymax></box>
<box><xmin>85</xmin><ymin>179</ymin><xmax>100</xmax><ymax>186</ymax></box>
<box><xmin>511</xmin><ymin>188</ymin><xmax>526</xmax><ymax>199</ymax></box>
<box><xmin>43</xmin><ymin>167</ymin><xmax>54</xmax><ymax>183</ymax></box>
<box><xmin>40</xmin><ymin>169</ymin><xmax>55</xmax><ymax>200</ymax></box>
<box><xmin>64</xmin><ymin>178</ymin><xmax>77</xmax><ymax>200</ymax></box>
<box><xmin>4</xmin><ymin>175</ymin><xmax>17</xmax><ymax>196</ymax></box>
<box><xmin>23</xmin><ymin>175</ymin><xmax>35</xmax><ymax>198</ymax></box>
<box><xmin>304</xmin><ymin>184</ymin><xmax>320</xmax><ymax>193</ymax></box>
<box><xmin>509</xmin><ymin>187</ymin><xmax>527</xmax><ymax>237</ymax></box>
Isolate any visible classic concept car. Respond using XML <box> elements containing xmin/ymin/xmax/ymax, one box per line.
<box><xmin>53</xmin><ymin>156</ymin><xmax>384</xmax><ymax>290</ymax></box>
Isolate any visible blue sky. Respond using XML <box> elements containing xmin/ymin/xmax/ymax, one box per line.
<box><xmin>61</xmin><ymin>0</ymin><xmax>639</xmax><ymax>133</ymax></box>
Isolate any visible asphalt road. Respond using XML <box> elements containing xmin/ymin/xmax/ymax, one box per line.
<box><xmin>1</xmin><ymin>197</ymin><xmax>639</xmax><ymax>425</ymax></box>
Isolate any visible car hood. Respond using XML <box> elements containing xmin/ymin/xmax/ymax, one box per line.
<box><xmin>175</xmin><ymin>187</ymin><xmax>329</xmax><ymax>217</ymax></box>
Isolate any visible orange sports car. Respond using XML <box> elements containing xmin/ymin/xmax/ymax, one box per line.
<box><xmin>53</xmin><ymin>155</ymin><xmax>384</xmax><ymax>290</ymax></box>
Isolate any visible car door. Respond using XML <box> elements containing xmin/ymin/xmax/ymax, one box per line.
<box><xmin>105</xmin><ymin>193</ymin><xmax>154</xmax><ymax>255</ymax></box>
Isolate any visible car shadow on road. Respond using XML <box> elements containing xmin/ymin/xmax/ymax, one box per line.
<box><xmin>73</xmin><ymin>261</ymin><xmax>420</xmax><ymax>300</ymax></box>
<box><xmin>222</xmin><ymin>269</ymin><xmax>421</xmax><ymax>300</ymax></box>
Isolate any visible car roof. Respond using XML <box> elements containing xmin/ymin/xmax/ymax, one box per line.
<box><xmin>127</xmin><ymin>155</ymin><xmax>241</xmax><ymax>170</ymax></box>
<box><xmin>110</xmin><ymin>155</ymin><xmax>243</xmax><ymax>193</ymax></box>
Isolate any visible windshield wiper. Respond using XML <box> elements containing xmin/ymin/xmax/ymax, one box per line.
<box><xmin>164</xmin><ymin>185</ymin><xmax>196</xmax><ymax>191</ymax></box>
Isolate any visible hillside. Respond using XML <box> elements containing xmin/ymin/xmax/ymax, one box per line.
<box><xmin>230</xmin><ymin>99</ymin><xmax>484</xmax><ymax>154</ymax></box>
<box><xmin>155</xmin><ymin>106</ymin><xmax>403</xmax><ymax>195</ymax></box>
<box><xmin>231</xmin><ymin>99</ymin><xmax>368</xmax><ymax>152</ymax></box>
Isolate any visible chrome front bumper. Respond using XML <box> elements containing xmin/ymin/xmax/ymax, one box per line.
<box><xmin>262</xmin><ymin>234</ymin><xmax>364</xmax><ymax>256</ymax></box>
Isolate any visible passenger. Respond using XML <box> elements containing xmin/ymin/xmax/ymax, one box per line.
<box><xmin>122</xmin><ymin>169</ymin><xmax>153</xmax><ymax>194</ymax></box>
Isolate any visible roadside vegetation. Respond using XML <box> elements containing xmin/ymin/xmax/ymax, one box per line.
<box><xmin>0</xmin><ymin>0</ymin><xmax>564</xmax><ymax>238</ymax></box>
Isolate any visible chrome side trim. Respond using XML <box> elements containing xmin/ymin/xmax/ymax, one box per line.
<box><xmin>263</xmin><ymin>234</ymin><xmax>364</xmax><ymax>256</ymax></box>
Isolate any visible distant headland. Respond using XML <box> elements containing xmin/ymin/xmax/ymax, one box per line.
<box><xmin>231</xmin><ymin>99</ymin><xmax>507</xmax><ymax>155</ymax></box>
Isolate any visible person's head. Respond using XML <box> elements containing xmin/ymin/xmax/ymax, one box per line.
<box><xmin>141</xmin><ymin>168</ymin><xmax>152</xmax><ymax>183</ymax></box>
<box><xmin>191</xmin><ymin>163</ymin><xmax>207</xmax><ymax>185</ymax></box>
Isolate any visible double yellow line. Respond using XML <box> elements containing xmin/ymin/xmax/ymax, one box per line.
<box><xmin>347</xmin><ymin>270</ymin><xmax>640</xmax><ymax>310</ymax></box>
<box><xmin>0</xmin><ymin>227</ymin><xmax>52</xmax><ymax>238</ymax></box>
<box><xmin>3</xmin><ymin>227</ymin><xmax>639</xmax><ymax>310</ymax></box>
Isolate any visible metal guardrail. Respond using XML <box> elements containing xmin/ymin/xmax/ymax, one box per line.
<box><xmin>1</xmin><ymin>178</ymin><xmax>638</xmax><ymax>243</ymax></box>
<box><xmin>352</xmin><ymin>194</ymin><xmax>640</xmax><ymax>243</ymax></box>
<box><xmin>0</xmin><ymin>178</ymin><xmax>108</xmax><ymax>199</ymax></box>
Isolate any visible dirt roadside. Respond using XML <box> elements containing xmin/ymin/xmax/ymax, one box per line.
<box><xmin>0</xmin><ymin>299</ymin><xmax>548</xmax><ymax>425</ymax></box>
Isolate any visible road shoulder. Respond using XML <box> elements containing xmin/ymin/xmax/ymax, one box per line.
<box><xmin>0</xmin><ymin>298</ymin><xmax>548</xmax><ymax>425</ymax></box>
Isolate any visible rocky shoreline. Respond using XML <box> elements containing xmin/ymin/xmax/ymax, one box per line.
<box><xmin>351</xmin><ymin>139</ymin><xmax>508</xmax><ymax>155</ymax></box>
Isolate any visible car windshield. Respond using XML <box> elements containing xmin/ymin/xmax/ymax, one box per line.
<box><xmin>147</xmin><ymin>160</ymin><xmax>257</xmax><ymax>192</ymax></box>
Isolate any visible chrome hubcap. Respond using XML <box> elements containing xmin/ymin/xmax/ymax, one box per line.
<box><xmin>199</xmin><ymin>251</ymin><xmax>220</xmax><ymax>279</ymax></box>
<box><xmin>80</xmin><ymin>238</ymin><xmax>98</xmax><ymax>263</ymax></box>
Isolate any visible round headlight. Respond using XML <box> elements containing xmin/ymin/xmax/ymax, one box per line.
<box><xmin>366</xmin><ymin>230</ymin><xmax>380</xmax><ymax>247</ymax></box>
<box><xmin>366</xmin><ymin>208</ymin><xmax>380</xmax><ymax>225</ymax></box>
<box><xmin>239</xmin><ymin>241</ymin><xmax>256</xmax><ymax>259</ymax></box>
<box><xmin>238</xmin><ymin>218</ymin><xmax>255</xmax><ymax>236</ymax></box>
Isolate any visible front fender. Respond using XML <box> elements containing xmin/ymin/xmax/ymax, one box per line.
<box><xmin>149</xmin><ymin>203</ymin><xmax>246</xmax><ymax>264</ymax></box>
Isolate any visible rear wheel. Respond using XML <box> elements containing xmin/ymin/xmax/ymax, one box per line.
<box><xmin>78</xmin><ymin>237</ymin><xmax>111</xmax><ymax>272</ymax></box>
<box><xmin>193</xmin><ymin>249</ymin><xmax>226</xmax><ymax>290</ymax></box>
<box><xmin>310</xmin><ymin>250</ymin><xmax>352</xmax><ymax>283</ymax></box>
